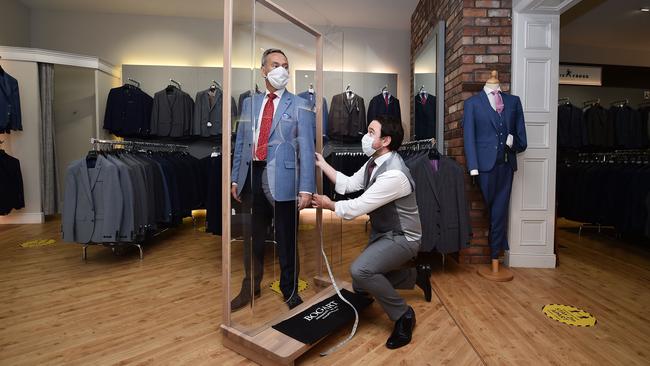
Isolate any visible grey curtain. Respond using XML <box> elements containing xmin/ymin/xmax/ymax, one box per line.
<box><xmin>38</xmin><ymin>63</ymin><xmax>58</xmax><ymax>215</ymax></box>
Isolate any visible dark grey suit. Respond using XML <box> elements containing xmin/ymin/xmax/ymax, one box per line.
<box><xmin>328</xmin><ymin>93</ymin><xmax>366</xmax><ymax>142</ymax></box>
<box><xmin>107</xmin><ymin>155</ymin><xmax>135</xmax><ymax>242</ymax></box>
<box><xmin>150</xmin><ymin>87</ymin><xmax>194</xmax><ymax>137</ymax></box>
<box><xmin>62</xmin><ymin>156</ymin><xmax>124</xmax><ymax>243</ymax></box>
<box><xmin>192</xmin><ymin>88</ymin><xmax>237</xmax><ymax>137</ymax></box>
<box><xmin>407</xmin><ymin>155</ymin><xmax>471</xmax><ymax>254</ymax></box>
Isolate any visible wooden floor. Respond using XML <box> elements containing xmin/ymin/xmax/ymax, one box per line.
<box><xmin>0</xmin><ymin>215</ymin><xmax>649</xmax><ymax>365</ymax></box>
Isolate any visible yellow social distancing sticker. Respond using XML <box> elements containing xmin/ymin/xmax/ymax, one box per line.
<box><xmin>20</xmin><ymin>239</ymin><xmax>56</xmax><ymax>248</ymax></box>
<box><xmin>542</xmin><ymin>304</ymin><xmax>597</xmax><ymax>327</ymax></box>
<box><xmin>270</xmin><ymin>279</ymin><xmax>309</xmax><ymax>295</ymax></box>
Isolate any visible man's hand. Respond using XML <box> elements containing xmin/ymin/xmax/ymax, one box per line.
<box><xmin>298</xmin><ymin>192</ymin><xmax>312</xmax><ymax>210</ymax></box>
<box><xmin>231</xmin><ymin>184</ymin><xmax>241</xmax><ymax>203</ymax></box>
<box><xmin>315</xmin><ymin>152</ymin><xmax>326</xmax><ymax>168</ymax></box>
<box><xmin>311</xmin><ymin>194</ymin><xmax>335</xmax><ymax>211</ymax></box>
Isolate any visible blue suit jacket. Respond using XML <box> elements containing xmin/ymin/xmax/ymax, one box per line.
<box><xmin>462</xmin><ymin>91</ymin><xmax>527</xmax><ymax>173</ymax></box>
<box><xmin>0</xmin><ymin>72</ymin><xmax>23</xmax><ymax>133</ymax></box>
<box><xmin>232</xmin><ymin>90</ymin><xmax>316</xmax><ymax>202</ymax></box>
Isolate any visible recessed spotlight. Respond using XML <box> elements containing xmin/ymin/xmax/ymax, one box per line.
<box><xmin>641</xmin><ymin>7</ymin><xmax>650</xmax><ymax>12</ymax></box>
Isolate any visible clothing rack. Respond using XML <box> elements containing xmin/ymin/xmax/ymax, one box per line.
<box><xmin>583</xmin><ymin>98</ymin><xmax>600</xmax><ymax>107</ymax></box>
<box><xmin>575</xmin><ymin>150</ymin><xmax>649</xmax><ymax>164</ymax></box>
<box><xmin>78</xmin><ymin>138</ymin><xmax>192</xmax><ymax>260</ymax></box>
<box><xmin>90</xmin><ymin>138</ymin><xmax>188</xmax><ymax>151</ymax></box>
<box><xmin>399</xmin><ymin>138</ymin><xmax>437</xmax><ymax>151</ymax></box>
<box><xmin>558</xmin><ymin>97</ymin><xmax>571</xmax><ymax>105</ymax></box>
<box><xmin>610</xmin><ymin>99</ymin><xmax>629</xmax><ymax>107</ymax></box>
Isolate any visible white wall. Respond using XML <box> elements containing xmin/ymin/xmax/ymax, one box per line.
<box><xmin>29</xmin><ymin>9</ymin><xmax>412</xmax><ymax>132</ymax></box>
<box><xmin>0</xmin><ymin>59</ymin><xmax>43</xmax><ymax>224</ymax></box>
<box><xmin>560</xmin><ymin>43</ymin><xmax>650</xmax><ymax>67</ymax></box>
<box><xmin>0</xmin><ymin>0</ymin><xmax>31</xmax><ymax>47</ymax></box>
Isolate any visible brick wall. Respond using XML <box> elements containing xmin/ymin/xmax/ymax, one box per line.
<box><xmin>411</xmin><ymin>0</ymin><xmax>512</xmax><ymax>264</ymax></box>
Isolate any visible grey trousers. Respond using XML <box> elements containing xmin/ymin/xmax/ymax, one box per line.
<box><xmin>350</xmin><ymin>232</ymin><xmax>420</xmax><ymax>321</ymax></box>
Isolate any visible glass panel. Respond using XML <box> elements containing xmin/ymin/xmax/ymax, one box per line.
<box><xmin>227</xmin><ymin>0</ymin><xmax>346</xmax><ymax>335</ymax></box>
<box><xmin>413</xmin><ymin>29</ymin><xmax>438</xmax><ymax>141</ymax></box>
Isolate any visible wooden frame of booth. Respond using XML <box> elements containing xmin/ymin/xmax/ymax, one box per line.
<box><xmin>220</xmin><ymin>0</ymin><xmax>331</xmax><ymax>365</ymax></box>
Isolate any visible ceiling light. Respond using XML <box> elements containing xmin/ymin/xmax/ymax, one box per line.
<box><xmin>641</xmin><ymin>7</ymin><xmax>650</xmax><ymax>12</ymax></box>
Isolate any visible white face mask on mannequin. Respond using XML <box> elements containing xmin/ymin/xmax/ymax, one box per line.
<box><xmin>361</xmin><ymin>133</ymin><xmax>378</xmax><ymax>157</ymax></box>
<box><xmin>265</xmin><ymin>66</ymin><xmax>289</xmax><ymax>90</ymax></box>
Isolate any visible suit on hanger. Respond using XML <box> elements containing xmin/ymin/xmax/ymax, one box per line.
<box><xmin>0</xmin><ymin>71</ymin><xmax>22</xmax><ymax>134</ymax></box>
<box><xmin>0</xmin><ymin>150</ymin><xmax>25</xmax><ymax>215</ymax></box>
<box><xmin>192</xmin><ymin>88</ymin><xmax>237</xmax><ymax>137</ymax></box>
<box><xmin>462</xmin><ymin>89</ymin><xmax>527</xmax><ymax>259</ymax></box>
<box><xmin>407</xmin><ymin>154</ymin><xmax>471</xmax><ymax>254</ymax></box>
<box><xmin>367</xmin><ymin>93</ymin><xmax>401</xmax><ymax>124</ymax></box>
<box><xmin>103</xmin><ymin>85</ymin><xmax>153</xmax><ymax>137</ymax></box>
<box><xmin>62</xmin><ymin>155</ymin><xmax>124</xmax><ymax>243</ymax></box>
<box><xmin>328</xmin><ymin>92</ymin><xmax>366</xmax><ymax>142</ymax></box>
<box><xmin>150</xmin><ymin>87</ymin><xmax>194</xmax><ymax>137</ymax></box>
<box><xmin>106</xmin><ymin>155</ymin><xmax>136</xmax><ymax>241</ymax></box>
<box><xmin>414</xmin><ymin>93</ymin><xmax>436</xmax><ymax>140</ymax></box>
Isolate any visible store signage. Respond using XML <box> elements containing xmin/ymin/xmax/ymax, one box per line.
<box><xmin>559</xmin><ymin>65</ymin><xmax>602</xmax><ymax>86</ymax></box>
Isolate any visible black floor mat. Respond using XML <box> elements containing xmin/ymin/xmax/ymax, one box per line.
<box><xmin>272</xmin><ymin>289</ymin><xmax>373</xmax><ymax>344</ymax></box>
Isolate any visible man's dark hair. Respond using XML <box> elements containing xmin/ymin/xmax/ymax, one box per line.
<box><xmin>377</xmin><ymin>114</ymin><xmax>404</xmax><ymax>151</ymax></box>
<box><xmin>261</xmin><ymin>48</ymin><xmax>287</xmax><ymax>67</ymax></box>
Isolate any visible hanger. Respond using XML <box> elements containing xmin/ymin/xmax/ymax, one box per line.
<box><xmin>255</xmin><ymin>84</ymin><xmax>261</xmax><ymax>94</ymax></box>
<box><xmin>381</xmin><ymin>85</ymin><xmax>389</xmax><ymax>95</ymax></box>
<box><xmin>126</xmin><ymin>78</ymin><xmax>140</xmax><ymax>88</ymax></box>
<box><xmin>345</xmin><ymin>84</ymin><xmax>354</xmax><ymax>98</ymax></box>
<box><xmin>428</xmin><ymin>138</ymin><xmax>440</xmax><ymax>160</ymax></box>
<box><xmin>167</xmin><ymin>78</ymin><xmax>182</xmax><ymax>92</ymax></box>
<box><xmin>308</xmin><ymin>83</ymin><xmax>314</xmax><ymax>94</ymax></box>
<box><xmin>210</xmin><ymin>80</ymin><xmax>221</xmax><ymax>91</ymax></box>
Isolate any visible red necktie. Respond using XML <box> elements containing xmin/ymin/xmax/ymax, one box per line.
<box><xmin>421</xmin><ymin>95</ymin><xmax>427</xmax><ymax>105</ymax></box>
<box><xmin>368</xmin><ymin>160</ymin><xmax>377</xmax><ymax>179</ymax></box>
<box><xmin>384</xmin><ymin>94</ymin><xmax>389</xmax><ymax>109</ymax></box>
<box><xmin>256</xmin><ymin>93</ymin><xmax>277</xmax><ymax>160</ymax></box>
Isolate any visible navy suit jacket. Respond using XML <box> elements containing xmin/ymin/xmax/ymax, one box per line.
<box><xmin>0</xmin><ymin>71</ymin><xmax>22</xmax><ymax>134</ymax></box>
<box><xmin>462</xmin><ymin>91</ymin><xmax>527</xmax><ymax>172</ymax></box>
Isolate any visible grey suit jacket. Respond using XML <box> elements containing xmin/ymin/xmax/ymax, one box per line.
<box><xmin>62</xmin><ymin>155</ymin><xmax>124</xmax><ymax>243</ymax></box>
<box><xmin>107</xmin><ymin>155</ymin><xmax>135</xmax><ymax>242</ymax></box>
<box><xmin>192</xmin><ymin>88</ymin><xmax>237</xmax><ymax>137</ymax></box>
<box><xmin>328</xmin><ymin>93</ymin><xmax>366</xmax><ymax>142</ymax></box>
<box><xmin>407</xmin><ymin>154</ymin><xmax>471</xmax><ymax>254</ymax></box>
<box><xmin>118</xmin><ymin>154</ymin><xmax>147</xmax><ymax>235</ymax></box>
<box><xmin>150</xmin><ymin>87</ymin><xmax>194</xmax><ymax>137</ymax></box>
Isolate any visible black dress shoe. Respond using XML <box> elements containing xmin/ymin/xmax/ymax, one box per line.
<box><xmin>230</xmin><ymin>288</ymin><xmax>261</xmax><ymax>311</ymax></box>
<box><xmin>416</xmin><ymin>264</ymin><xmax>432</xmax><ymax>302</ymax></box>
<box><xmin>386</xmin><ymin>306</ymin><xmax>416</xmax><ymax>349</ymax></box>
<box><xmin>285</xmin><ymin>294</ymin><xmax>303</xmax><ymax>310</ymax></box>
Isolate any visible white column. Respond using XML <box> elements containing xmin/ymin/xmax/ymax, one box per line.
<box><xmin>507</xmin><ymin>10</ymin><xmax>560</xmax><ymax>268</ymax></box>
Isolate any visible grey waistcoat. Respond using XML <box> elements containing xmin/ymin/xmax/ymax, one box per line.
<box><xmin>364</xmin><ymin>152</ymin><xmax>422</xmax><ymax>242</ymax></box>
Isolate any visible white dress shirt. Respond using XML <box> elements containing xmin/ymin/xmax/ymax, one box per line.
<box><xmin>484</xmin><ymin>85</ymin><xmax>500</xmax><ymax>111</ymax></box>
<box><xmin>253</xmin><ymin>88</ymin><xmax>285</xmax><ymax>160</ymax></box>
<box><xmin>334</xmin><ymin>151</ymin><xmax>412</xmax><ymax>220</ymax></box>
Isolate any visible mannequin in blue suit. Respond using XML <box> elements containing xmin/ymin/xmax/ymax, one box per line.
<box><xmin>462</xmin><ymin>72</ymin><xmax>527</xmax><ymax>263</ymax></box>
<box><xmin>231</xmin><ymin>49</ymin><xmax>316</xmax><ymax>310</ymax></box>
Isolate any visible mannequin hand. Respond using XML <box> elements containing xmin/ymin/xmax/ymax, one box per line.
<box><xmin>311</xmin><ymin>194</ymin><xmax>335</xmax><ymax>211</ymax></box>
<box><xmin>298</xmin><ymin>193</ymin><xmax>312</xmax><ymax>210</ymax></box>
<box><xmin>231</xmin><ymin>184</ymin><xmax>241</xmax><ymax>203</ymax></box>
<box><xmin>315</xmin><ymin>152</ymin><xmax>325</xmax><ymax>168</ymax></box>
